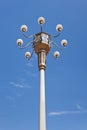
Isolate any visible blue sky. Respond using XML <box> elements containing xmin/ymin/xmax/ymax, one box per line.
<box><xmin>0</xmin><ymin>0</ymin><xmax>87</xmax><ymax>130</ymax></box>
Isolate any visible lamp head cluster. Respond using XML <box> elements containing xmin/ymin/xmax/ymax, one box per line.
<box><xmin>17</xmin><ymin>16</ymin><xmax>68</xmax><ymax>60</ymax></box>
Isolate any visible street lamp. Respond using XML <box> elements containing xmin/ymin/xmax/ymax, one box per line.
<box><xmin>16</xmin><ymin>16</ymin><xmax>67</xmax><ymax>130</ymax></box>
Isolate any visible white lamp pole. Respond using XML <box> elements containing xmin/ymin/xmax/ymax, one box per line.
<box><xmin>16</xmin><ymin>16</ymin><xmax>68</xmax><ymax>130</ymax></box>
<box><xmin>39</xmin><ymin>68</ymin><xmax>46</xmax><ymax>130</ymax></box>
<box><xmin>35</xmin><ymin>35</ymin><xmax>50</xmax><ymax>130</ymax></box>
<box><xmin>37</xmin><ymin>49</ymin><xmax>49</xmax><ymax>130</ymax></box>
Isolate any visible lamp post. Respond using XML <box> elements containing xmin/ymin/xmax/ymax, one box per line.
<box><xmin>16</xmin><ymin>17</ymin><xmax>67</xmax><ymax>130</ymax></box>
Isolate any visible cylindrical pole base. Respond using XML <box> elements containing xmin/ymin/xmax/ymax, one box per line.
<box><xmin>39</xmin><ymin>69</ymin><xmax>46</xmax><ymax>130</ymax></box>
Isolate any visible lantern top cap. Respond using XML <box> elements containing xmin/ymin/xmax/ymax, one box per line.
<box><xmin>34</xmin><ymin>32</ymin><xmax>50</xmax><ymax>36</ymax></box>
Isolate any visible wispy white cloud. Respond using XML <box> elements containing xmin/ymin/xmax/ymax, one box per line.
<box><xmin>49</xmin><ymin>110</ymin><xmax>87</xmax><ymax>116</ymax></box>
<box><xmin>7</xmin><ymin>96</ymin><xmax>15</xmax><ymax>101</ymax></box>
<box><xmin>76</xmin><ymin>104</ymin><xmax>83</xmax><ymax>110</ymax></box>
<box><xmin>10</xmin><ymin>81</ymin><xmax>31</xmax><ymax>89</ymax></box>
<box><xmin>24</xmin><ymin>69</ymin><xmax>37</xmax><ymax>77</ymax></box>
<box><xmin>8</xmin><ymin>80</ymin><xmax>31</xmax><ymax>103</ymax></box>
<box><xmin>6</xmin><ymin>94</ymin><xmax>23</xmax><ymax>103</ymax></box>
<box><xmin>49</xmin><ymin>104</ymin><xmax>87</xmax><ymax>116</ymax></box>
<box><xmin>17</xmin><ymin>93</ymin><xmax>22</xmax><ymax>97</ymax></box>
<box><xmin>10</xmin><ymin>82</ymin><xmax>24</xmax><ymax>88</ymax></box>
<box><xmin>26</xmin><ymin>62</ymin><xmax>33</xmax><ymax>67</ymax></box>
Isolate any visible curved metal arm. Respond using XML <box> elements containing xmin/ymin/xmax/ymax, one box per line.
<box><xmin>31</xmin><ymin>49</ymin><xmax>35</xmax><ymax>58</ymax></box>
<box><xmin>19</xmin><ymin>41</ymin><xmax>33</xmax><ymax>49</ymax></box>
<box><xmin>40</xmin><ymin>25</ymin><xmax>43</xmax><ymax>32</ymax></box>
<box><xmin>51</xmin><ymin>41</ymin><xmax>64</xmax><ymax>50</ymax></box>
<box><xmin>22</xmin><ymin>32</ymin><xmax>34</xmax><ymax>39</ymax></box>
<box><xmin>51</xmin><ymin>32</ymin><xmax>61</xmax><ymax>38</ymax></box>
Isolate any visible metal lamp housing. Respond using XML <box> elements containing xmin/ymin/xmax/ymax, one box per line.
<box><xmin>33</xmin><ymin>32</ymin><xmax>51</xmax><ymax>70</ymax></box>
<box><xmin>34</xmin><ymin>32</ymin><xmax>51</xmax><ymax>54</ymax></box>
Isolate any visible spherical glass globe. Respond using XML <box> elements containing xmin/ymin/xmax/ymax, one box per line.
<box><xmin>56</xmin><ymin>24</ymin><xmax>63</xmax><ymax>32</ymax></box>
<box><xmin>54</xmin><ymin>51</ymin><xmax>60</xmax><ymax>58</ymax></box>
<box><xmin>16</xmin><ymin>39</ymin><xmax>23</xmax><ymax>46</ymax></box>
<box><xmin>20</xmin><ymin>25</ymin><xmax>28</xmax><ymax>32</ymax></box>
<box><xmin>38</xmin><ymin>17</ymin><xmax>45</xmax><ymax>24</ymax></box>
<box><xmin>61</xmin><ymin>39</ymin><xmax>68</xmax><ymax>47</ymax></box>
<box><xmin>25</xmin><ymin>52</ymin><xmax>31</xmax><ymax>60</ymax></box>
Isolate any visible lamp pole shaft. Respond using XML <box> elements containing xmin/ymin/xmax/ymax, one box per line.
<box><xmin>39</xmin><ymin>68</ymin><xmax>46</xmax><ymax>130</ymax></box>
<box><xmin>38</xmin><ymin>50</ymin><xmax>46</xmax><ymax>130</ymax></box>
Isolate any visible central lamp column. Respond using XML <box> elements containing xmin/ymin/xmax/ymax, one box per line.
<box><xmin>34</xmin><ymin>32</ymin><xmax>50</xmax><ymax>130</ymax></box>
<box><xmin>38</xmin><ymin>50</ymin><xmax>46</xmax><ymax>130</ymax></box>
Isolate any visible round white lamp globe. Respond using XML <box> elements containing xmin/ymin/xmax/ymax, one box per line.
<box><xmin>25</xmin><ymin>52</ymin><xmax>31</xmax><ymax>60</ymax></box>
<box><xmin>56</xmin><ymin>24</ymin><xmax>63</xmax><ymax>32</ymax></box>
<box><xmin>17</xmin><ymin>39</ymin><xmax>23</xmax><ymax>46</ymax></box>
<box><xmin>54</xmin><ymin>51</ymin><xmax>60</xmax><ymax>58</ymax></box>
<box><xmin>20</xmin><ymin>25</ymin><xmax>28</xmax><ymax>32</ymax></box>
<box><xmin>61</xmin><ymin>39</ymin><xmax>68</xmax><ymax>47</ymax></box>
<box><xmin>38</xmin><ymin>17</ymin><xmax>45</xmax><ymax>24</ymax></box>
